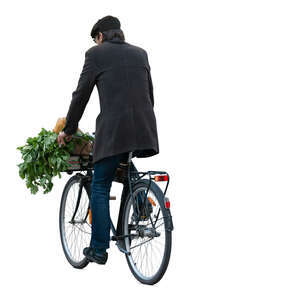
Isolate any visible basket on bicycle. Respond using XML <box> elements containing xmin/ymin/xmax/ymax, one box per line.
<box><xmin>66</xmin><ymin>136</ymin><xmax>93</xmax><ymax>172</ymax></box>
<box><xmin>53</xmin><ymin>117</ymin><xmax>94</xmax><ymax>172</ymax></box>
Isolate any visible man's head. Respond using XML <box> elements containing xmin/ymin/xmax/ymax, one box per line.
<box><xmin>91</xmin><ymin>15</ymin><xmax>124</xmax><ymax>45</ymax></box>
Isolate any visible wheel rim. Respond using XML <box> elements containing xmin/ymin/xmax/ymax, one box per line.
<box><xmin>124</xmin><ymin>187</ymin><xmax>167</xmax><ymax>280</ymax></box>
<box><xmin>61</xmin><ymin>180</ymin><xmax>91</xmax><ymax>264</ymax></box>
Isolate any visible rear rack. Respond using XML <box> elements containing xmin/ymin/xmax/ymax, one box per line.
<box><xmin>129</xmin><ymin>170</ymin><xmax>170</xmax><ymax>197</ymax></box>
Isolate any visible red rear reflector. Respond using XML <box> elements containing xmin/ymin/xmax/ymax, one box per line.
<box><xmin>154</xmin><ymin>175</ymin><xmax>168</xmax><ymax>182</ymax></box>
<box><xmin>165</xmin><ymin>197</ymin><xmax>170</xmax><ymax>209</ymax></box>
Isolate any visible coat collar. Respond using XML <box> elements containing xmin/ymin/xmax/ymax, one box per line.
<box><xmin>104</xmin><ymin>36</ymin><xmax>125</xmax><ymax>44</ymax></box>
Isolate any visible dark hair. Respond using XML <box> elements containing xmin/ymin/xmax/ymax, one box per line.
<box><xmin>102</xmin><ymin>28</ymin><xmax>125</xmax><ymax>42</ymax></box>
<box><xmin>91</xmin><ymin>16</ymin><xmax>121</xmax><ymax>39</ymax></box>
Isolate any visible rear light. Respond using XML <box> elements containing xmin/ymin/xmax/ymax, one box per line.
<box><xmin>165</xmin><ymin>197</ymin><xmax>170</xmax><ymax>209</ymax></box>
<box><xmin>154</xmin><ymin>175</ymin><xmax>168</xmax><ymax>182</ymax></box>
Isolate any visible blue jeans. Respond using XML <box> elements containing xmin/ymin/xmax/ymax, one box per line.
<box><xmin>90</xmin><ymin>152</ymin><xmax>129</xmax><ymax>251</ymax></box>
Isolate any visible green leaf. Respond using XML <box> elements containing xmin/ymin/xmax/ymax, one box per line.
<box><xmin>16</xmin><ymin>128</ymin><xmax>93</xmax><ymax>195</ymax></box>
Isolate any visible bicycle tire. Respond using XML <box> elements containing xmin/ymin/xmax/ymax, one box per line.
<box><xmin>59</xmin><ymin>174</ymin><xmax>91</xmax><ymax>269</ymax></box>
<box><xmin>121</xmin><ymin>179</ymin><xmax>172</xmax><ymax>285</ymax></box>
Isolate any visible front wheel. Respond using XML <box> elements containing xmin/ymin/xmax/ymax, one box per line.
<box><xmin>122</xmin><ymin>179</ymin><xmax>172</xmax><ymax>285</ymax></box>
<box><xmin>59</xmin><ymin>174</ymin><xmax>91</xmax><ymax>269</ymax></box>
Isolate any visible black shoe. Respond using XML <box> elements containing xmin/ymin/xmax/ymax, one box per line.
<box><xmin>83</xmin><ymin>247</ymin><xmax>108</xmax><ymax>265</ymax></box>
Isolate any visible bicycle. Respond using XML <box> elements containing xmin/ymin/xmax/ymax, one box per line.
<box><xmin>59</xmin><ymin>134</ymin><xmax>174</xmax><ymax>285</ymax></box>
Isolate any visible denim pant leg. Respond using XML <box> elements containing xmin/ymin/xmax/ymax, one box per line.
<box><xmin>90</xmin><ymin>152</ymin><xmax>128</xmax><ymax>250</ymax></box>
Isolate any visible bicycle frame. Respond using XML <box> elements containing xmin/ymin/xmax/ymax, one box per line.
<box><xmin>66</xmin><ymin>150</ymin><xmax>172</xmax><ymax>255</ymax></box>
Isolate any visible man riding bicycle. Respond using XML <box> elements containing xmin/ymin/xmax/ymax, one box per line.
<box><xmin>57</xmin><ymin>16</ymin><xmax>159</xmax><ymax>265</ymax></box>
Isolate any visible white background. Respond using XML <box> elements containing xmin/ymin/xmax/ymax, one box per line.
<box><xmin>1</xmin><ymin>0</ymin><xmax>299</xmax><ymax>299</ymax></box>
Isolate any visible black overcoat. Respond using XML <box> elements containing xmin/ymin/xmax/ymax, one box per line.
<box><xmin>63</xmin><ymin>36</ymin><xmax>159</xmax><ymax>164</ymax></box>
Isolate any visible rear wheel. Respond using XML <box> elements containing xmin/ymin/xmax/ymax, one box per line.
<box><xmin>59</xmin><ymin>174</ymin><xmax>91</xmax><ymax>269</ymax></box>
<box><xmin>122</xmin><ymin>179</ymin><xmax>172</xmax><ymax>285</ymax></box>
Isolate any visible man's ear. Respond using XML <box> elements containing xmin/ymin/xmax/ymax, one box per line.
<box><xmin>99</xmin><ymin>32</ymin><xmax>103</xmax><ymax>42</ymax></box>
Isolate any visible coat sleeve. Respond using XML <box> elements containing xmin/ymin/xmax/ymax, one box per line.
<box><xmin>63</xmin><ymin>49</ymin><xmax>99</xmax><ymax>135</ymax></box>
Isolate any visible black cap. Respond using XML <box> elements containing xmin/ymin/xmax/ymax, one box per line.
<box><xmin>90</xmin><ymin>16</ymin><xmax>121</xmax><ymax>38</ymax></box>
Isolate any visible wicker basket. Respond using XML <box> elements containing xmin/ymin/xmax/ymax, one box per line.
<box><xmin>70</xmin><ymin>138</ymin><xmax>93</xmax><ymax>156</ymax></box>
<box><xmin>67</xmin><ymin>155</ymin><xmax>90</xmax><ymax>171</ymax></box>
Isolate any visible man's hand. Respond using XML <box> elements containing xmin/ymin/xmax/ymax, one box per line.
<box><xmin>57</xmin><ymin>131</ymin><xmax>72</xmax><ymax>146</ymax></box>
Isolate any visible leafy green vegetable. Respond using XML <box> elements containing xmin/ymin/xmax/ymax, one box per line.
<box><xmin>16</xmin><ymin>128</ymin><xmax>94</xmax><ymax>195</ymax></box>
